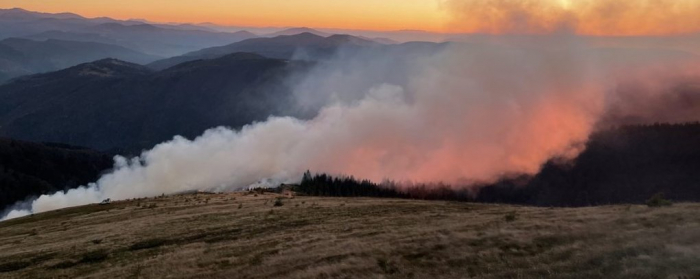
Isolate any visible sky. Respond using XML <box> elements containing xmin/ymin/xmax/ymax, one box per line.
<box><xmin>1</xmin><ymin>0</ymin><xmax>700</xmax><ymax>35</ymax></box>
<box><xmin>0</xmin><ymin>0</ymin><xmax>448</xmax><ymax>32</ymax></box>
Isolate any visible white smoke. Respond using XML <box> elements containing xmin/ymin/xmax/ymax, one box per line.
<box><xmin>3</xmin><ymin>36</ymin><xmax>698</xmax><ymax>221</ymax></box>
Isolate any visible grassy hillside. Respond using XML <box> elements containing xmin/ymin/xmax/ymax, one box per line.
<box><xmin>0</xmin><ymin>193</ymin><xmax>698</xmax><ymax>278</ymax></box>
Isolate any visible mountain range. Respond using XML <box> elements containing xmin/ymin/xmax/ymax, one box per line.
<box><xmin>0</xmin><ymin>8</ymin><xmax>259</xmax><ymax>57</ymax></box>
<box><xmin>0</xmin><ymin>53</ymin><xmax>311</xmax><ymax>153</ymax></box>
<box><xmin>148</xmin><ymin>32</ymin><xmax>379</xmax><ymax>70</ymax></box>
<box><xmin>267</xmin><ymin>27</ymin><xmax>331</xmax><ymax>37</ymax></box>
<box><xmin>0</xmin><ymin>37</ymin><xmax>160</xmax><ymax>83</ymax></box>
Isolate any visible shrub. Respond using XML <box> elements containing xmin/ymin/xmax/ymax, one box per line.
<box><xmin>646</xmin><ymin>193</ymin><xmax>672</xmax><ymax>207</ymax></box>
<box><xmin>0</xmin><ymin>261</ymin><xmax>31</xmax><ymax>273</ymax></box>
<box><xmin>51</xmin><ymin>261</ymin><xmax>77</xmax><ymax>269</ymax></box>
<box><xmin>273</xmin><ymin>198</ymin><xmax>284</xmax><ymax>207</ymax></box>
<box><xmin>376</xmin><ymin>258</ymin><xmax>399</xmax><ymax>274</ymax></box>
<box><xmin>129</xmin><ymin>238</ymin><xmax>167</xmax><ymax>251</ymax></box>
<box><xmin>79</xmin><ymin>249</ymin><xmax>109</xmax><ymax>263</ymax></box>
<box><xmin>505</xmin><ymin>211</ymin><xmax>518</xmax><ymax>222</ymax></box>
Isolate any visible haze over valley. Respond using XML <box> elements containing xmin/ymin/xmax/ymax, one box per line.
<box><xmin>0</xmin><ymin>1</ymin><xmax>700</xmax><ymax>277</ymax></box>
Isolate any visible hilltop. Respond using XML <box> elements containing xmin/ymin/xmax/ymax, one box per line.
<box><xmin>0</xmin><ymin>193</ymin><xmax>698</xmax><ymax>278</ymax></box>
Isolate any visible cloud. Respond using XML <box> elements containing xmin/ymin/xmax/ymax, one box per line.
<box><xmin>442</xmin><ymin>0</ymin><xmax>700</xmax><ymax>35</ymax></box>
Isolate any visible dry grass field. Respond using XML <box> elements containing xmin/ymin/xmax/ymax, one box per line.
<box><xmin>0</xmin><ymin>192</ymin><xmax>699</xmax><ymax>278</ymax></box>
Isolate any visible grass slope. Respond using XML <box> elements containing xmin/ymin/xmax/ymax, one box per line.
<box><xmin>0</xmin><ymin>193</ymin><xmax>699</xmax><ymax>278</ymax></box>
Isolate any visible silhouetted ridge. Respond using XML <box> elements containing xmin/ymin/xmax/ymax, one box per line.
<box><xmin>267</xmin><ymin>27</ymin><xmax>330</xmax><ymax>37</ymax></box>
<box><xmin>157</xmin><ymin>53</ymin><xmax>282</xmax><ymax>74</ymax></box>
<box><xmin>219</xmin><ymin>52</ymin><xmax>268</xmax><ymax>60</ymax></box>
<box><xmin>326</xmin><ymin>34</ymin><xmax>377</xmax><ymax>46</ymax></box>
<box><xmin>68</xmin><ymin>58</ymin><xmax>153</xmax><ymax>77</ymax></box>
<box><xmin>147</xmin><ymin>32</ymin><xmax>378</xmax><ymax>70</ymax></box>
<box><xmin>0</xmin><ymin>37</ymin><xmax>159</xmax><ymax>82</ymax></box>
<box><xmin>1</xmin><ymin>10</ymin><xmax>259</xmax><ymax>57</ymax></box>
<box><xmin>12</xmin><ymin>58</ymin><xmax>152</xmax><ymax>82</ymax></box>
<box><xmin>0</xmin><ymin>54</ymin><xmax>311</xmax><ymax>152</ymax></box>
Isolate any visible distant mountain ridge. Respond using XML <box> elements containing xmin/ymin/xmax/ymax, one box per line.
<box><xmin>56</xmin><ymin>23</ymin><xmax>258</xmax><ymax>57</ymax></box>
<box><xmin>0</xmin><ymin>37</ymin><xmax>160</xmax><ymax>83</ymax></box>
<box><xmin>148</xmin><ymin>32</ymin><xmax>378</xmax><ymax>70</ymax></box>
<box><xmin>0</xmin><ymin>53</ymin><xmax>312</xmax><ymax>153</ymax></box>
<box><xmin>0</xmin><ymin>8</ymin><xmax>260</xmax><ymax>57</ymax></box>
<box><xmin>266</xmin><ymin>27</ymin><xmax>331</xmax><ymax>37</ymax></box>
<box><xmin>0</xmin><ymin>8</ymin><xmax>84</xmax><ymax>21</ymax></box>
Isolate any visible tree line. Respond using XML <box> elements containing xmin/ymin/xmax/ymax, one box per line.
<box><xmin>296</xmin><ymin>123</ymin><xmax>700</xmax><ymax>206</ymax></box>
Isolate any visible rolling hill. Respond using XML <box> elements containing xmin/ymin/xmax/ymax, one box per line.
<box><xmin>0</xmin><ymin>8</ymin><xmax>142</xmax><ymax>39</ymax></box>
<box><xmin>0</xmin><ymin>8</ymin><xmax>259</xmax><ymax>57</ymax></box>
<box><xmin>266</xmin><ymin>27</ymin><xmax>331</xmax><ymax>37</ymax></box>
<box><xmin>147</xmin><ymin>32</ymin><xmax>378</xmax><ymax>70</ymax></box>
<box><xmin>77</xmin><ymin>23</ymin><xmax>258</xmax><ymax>57</ymax></box>
<box><xmin>23</xmin><ymin>30</ymin><xmax>121</xmax><ymax>46</ymax></box>
<box><xmin>0</xmin><ymin>38</ymin><xmax>160</xmax><ymax>83</ymax></box>
<box><xmin>0</xmin><ymin>53</ymin><xmax>311</xmax><ymax>153</ymax></box>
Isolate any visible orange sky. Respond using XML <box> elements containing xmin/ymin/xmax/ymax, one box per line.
<box><xmin>0</xmin><ymin>0</ymin><xmax>448</xmax><ymax>32</ymax></box>
<box><xmin>2</xmin><ymin>0</ymin><xmax>700</xmax><ymax>35</ymax></box>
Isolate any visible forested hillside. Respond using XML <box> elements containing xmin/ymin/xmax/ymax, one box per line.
<box><xmin>0</xmin><ymin>138</ymin><xmax>113</xmax><ymax>212</ymax></box>
<box><xmin>297</xmin><ymin>123</ymin><xmax>700</xmax><ymax>206</ymax></box>
<box><xmin>0</xmin><ymin>54</ymin><xmax>311</xmax><ymax>153</ymax></box>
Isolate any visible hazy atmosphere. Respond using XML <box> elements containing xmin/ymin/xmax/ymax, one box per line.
<box><xmin>0</xmin><ymin>1</ymin><xmax>699</xmax><ymax>278</ymax></box>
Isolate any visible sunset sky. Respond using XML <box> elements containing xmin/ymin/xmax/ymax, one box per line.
<box><xmin>1</xmin><ymin>0</ymin><xmax>700</xmax><ymax>35</ymax></box>
<box><xmin>0</xmin><ymin>0</ymin><xmax>448</xmax><ymax>32</ymax></box>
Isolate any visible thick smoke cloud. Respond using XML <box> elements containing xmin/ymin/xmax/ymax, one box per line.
<box><xmin>602</xmin><ymin>65</ymin><xmax>700</xmax><ymax>126</ymax></box>
<box><xmin>3</xmin><ymin>36</ymin><xmax>700</xmax><ymax>221</ymax></box>
<box><xmin>442</xmin><ymin>0</ymin><xmax>700</xmax><ymax>35</ymax></box>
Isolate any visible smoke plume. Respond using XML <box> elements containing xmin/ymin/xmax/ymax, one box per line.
<box><xmin>3</xmin><ymin>37</ymin><xmax>700</xmax><ymax>221</ymax></box>
<box><xmin>442</xmin><ymin>0</ymin><xmax>700</xmax><ymax>35</ymax></box>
